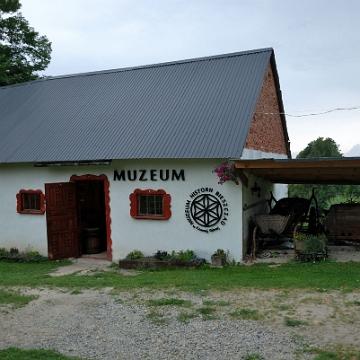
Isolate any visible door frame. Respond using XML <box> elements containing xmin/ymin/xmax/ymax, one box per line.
<box><xmin>70</xmin><ymin>174</ymin><xmax>112</xmax><ymax>261</ymax></box>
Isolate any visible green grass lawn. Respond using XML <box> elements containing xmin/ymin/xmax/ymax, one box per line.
<box><xmin>1</xmin><ymin>347</ymin><xmax>359</xmax><ymax>360</ymax></box>
<box><xmin>0</xmin><ymin>347</ymin><xmax>84</xmax><ymax>360</ymax></box>
<box><xmin>0</xmin><ymin>260</ymin><xmax>359</xmax><ymax>292</ymax></box>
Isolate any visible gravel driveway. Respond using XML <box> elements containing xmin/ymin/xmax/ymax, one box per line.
<box><xmin>1</xmin><ymin>287</ymin><xmax>315</xmax><ymax>360</ymax></box>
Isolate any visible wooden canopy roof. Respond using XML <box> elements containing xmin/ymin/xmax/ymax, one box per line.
<box><xmin>234</xmin><ymin>157</ymin><xmax>360</xmax><ymax>186</ymax></box>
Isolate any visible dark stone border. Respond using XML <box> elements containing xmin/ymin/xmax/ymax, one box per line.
<box><xmin>0</xmin><ymin>256</ymin><xmax>42</xmax><ymax>263</ymax></box>
<box><xmin>119</xmin><ymin>259</ymin><xmax>204</xmax><ymax>269</ymax></box>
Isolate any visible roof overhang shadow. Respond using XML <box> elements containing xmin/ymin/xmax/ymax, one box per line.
<box><xmin>234</xmin><ymin>157</ymin><xmax>360</xmax><ymax>185</ymax></box>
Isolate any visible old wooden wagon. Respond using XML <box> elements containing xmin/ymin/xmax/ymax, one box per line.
<box><xmin>252</xmin><ymin>195</ymin><xmax>313</xmax><ymax>258</ymax></box>
<box><xmin>323</xmin><ymin>203</ymin><xmax>360</xmax><ymax>246</ymax></box>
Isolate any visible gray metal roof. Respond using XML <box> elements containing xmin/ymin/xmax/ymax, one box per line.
<box><xmin>0</xmin><ymin>48</ymin><xmax>280</xmax><ymax>163</ymax></box>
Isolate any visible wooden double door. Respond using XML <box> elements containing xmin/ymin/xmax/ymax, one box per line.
<box><xmin>45</xmin><ymin>180</ymin><xmax>107</xmax><ymax>260</ymax></box>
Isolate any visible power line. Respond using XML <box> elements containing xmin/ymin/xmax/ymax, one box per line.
<box><xmin>255</xmin><ymin>106</ymin><xmax>360</xmax><ymax>117</ymax></box>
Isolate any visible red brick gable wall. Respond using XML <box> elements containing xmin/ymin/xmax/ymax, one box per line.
<box><xmin>244</xmin><ymin>63</ymin><xmax>288</xmax><ymax>155</ymax></box>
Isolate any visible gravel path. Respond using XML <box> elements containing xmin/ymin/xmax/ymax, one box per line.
<box><xmin>0</xmin><ymin>288</ymin><xmax>315</xmax><ymax>360</ymax></box>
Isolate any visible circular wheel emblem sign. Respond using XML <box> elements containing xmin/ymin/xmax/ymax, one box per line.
<box><xmin>185</xmin><ymin>187</ymin><xmax>229</xmax><ymax>233</ymax></box>
<box><xmin>190</xmin><ymin>194</ymin><xmax>222</xmax><ymax>227</ymax></box>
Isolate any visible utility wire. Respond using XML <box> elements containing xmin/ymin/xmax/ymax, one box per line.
<box><xmin>255</xmin><ymin>106</ymin><xmax>360</xmax><ymax>117</ymax></box>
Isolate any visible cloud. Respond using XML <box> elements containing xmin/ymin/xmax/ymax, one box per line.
<box><xmin>18</xmin><ymin>0</ymin><xmax>360</xmax><ymax>154</ymax></box>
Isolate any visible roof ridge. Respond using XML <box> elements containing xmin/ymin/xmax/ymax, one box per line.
<box><xmin>0</xmin><ymin>48</ymin><xmax>273</xmax><ymax>88</ymax></box>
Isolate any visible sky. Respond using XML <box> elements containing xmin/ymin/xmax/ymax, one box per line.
<box><xmin>18</xmin><ymin>0</ymin><xmax>360</xmax><ymax>156</ymax></box>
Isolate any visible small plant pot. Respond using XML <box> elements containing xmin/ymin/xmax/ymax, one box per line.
<box><xmin>294</xmin><ymin>240</ymin><xmax>306</xmax><ymax>252</ymax></box>
<box><xmin>211</xmin><ymin>255</ymin><xmax>226</xmax><ymax>267</ymax></box>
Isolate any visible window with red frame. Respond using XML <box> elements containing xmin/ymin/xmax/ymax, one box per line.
<box><xmin>130</xmin><ymin>189</ymin><xmax>171</xmax><ymax>220</ymax></box>
<box><xmin>16</xmin><ymin>189</ymin><xmax>45</xmax><ymax>214</ymax></box>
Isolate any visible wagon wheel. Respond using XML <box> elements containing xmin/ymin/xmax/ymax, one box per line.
<box><xmin>252</xmin><ymin>226</ymin><xmax>258</xmax><ymax>259</ymax></box>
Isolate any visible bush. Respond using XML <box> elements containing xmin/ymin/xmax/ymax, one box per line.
<box><xmin>213</xmin><ymin>249</ymin><xmax>228</xmax><ymax>259</ymax></box>
<box><xmin>295</xmin><ymin>234</ymin><xmax>327</xmax><ymax>262</ymax></box>
<box><xmin>296</xmin><ymin>234</ymin><xmax>326</xmax><ymax>254</ymax></box>
<box><xmin>0</xmin><ymin>246</ymin><xmax>47</xmax><ymax>262</ymax></box>
<box><xmin>305</xmin><ymin>235</ymin><xmax>326</xmax><ymax>254</ymax></box>
<box><xmin>154</xmin><ymin>250</ymin><xmax>174</xmax><ymax>261</ymax></box>
<box><xmin>126</xmin><ymin>250</ymin><xmax>144</xmax><ymax>260</ymax></box>
<box><xmin>176</xmin><ymin>249</ymin><xmax>196</xmax><ymax>262</ymax></box>
<box><xmin>124</xmin><ymin>249</ymin><xmax>200</xmax><ymax>263</ymax></box>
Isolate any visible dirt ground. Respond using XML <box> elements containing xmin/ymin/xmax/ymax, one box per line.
<box><xmin>49</xmin><ymin>250</ymin><xmax>360</xmax><ymax>350</ymax></box>
<box><xmin>1</xmin><ymin>249</ymin><xmax>360</xmax><ymax>356</ymax></box>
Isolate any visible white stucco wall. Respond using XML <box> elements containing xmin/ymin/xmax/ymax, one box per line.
<box><xmin>0</xmin><ymin>159</ymin><xmax>244</xmax><ymax>262</ymax></box>
<box><xmin>110</xmin><ymin>159</ymin><xmax>243</xmax><ymax>262</ymax></box>
<box><xmin>0</xmin><ymin>163</ymin><xmax>89</xmax><ymax>255</ymax></box>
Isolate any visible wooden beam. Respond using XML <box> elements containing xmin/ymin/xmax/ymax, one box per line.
<box><xmin>234</xmin><ymin>158</ymin><xmax>360</xmax><ymax>170</ymax></box>
<box><xmin>234</xmin><ymin>168</ymin><xmax>248</xmax><ymax>187</ymax></box>
<box><xmin>232</xmin><ymin>158</ymin><xmax>360</xmax><ymax>185</ymax></box>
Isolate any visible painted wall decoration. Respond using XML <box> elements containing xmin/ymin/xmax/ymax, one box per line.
<box><xmin>185</xmin><ymin>187</ymin><xmax>229</xmax><ymax>233</ymax></box>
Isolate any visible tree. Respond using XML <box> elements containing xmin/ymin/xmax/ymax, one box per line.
<box><xmin>296</xmin><ymin>137</ymin><xmax>343</xmax><ymax>159</ymax></box>
<box><xmin>0</xmin><ymin>0</ymin><xmax>51</xmax><ymax>86</ymax></box>
<box><xmin>289</xmin><ymin>137</ymin><xmax>360</xmax><ymax>211</ymax></box>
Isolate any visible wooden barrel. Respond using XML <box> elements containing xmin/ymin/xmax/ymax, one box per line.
<box><xmin>83</xmin><ymin>228</ymin><xmax>100</xmax><ymax>254</ymax></box>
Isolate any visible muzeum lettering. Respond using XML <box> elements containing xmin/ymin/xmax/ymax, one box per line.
<box><xmin>114</xmin><ymin>169</ymin><xmax>185</xmax><ymax>181</ymax></box>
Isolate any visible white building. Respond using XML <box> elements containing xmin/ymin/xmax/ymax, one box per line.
<box><xmin>0</xmin><ymin>48</ymin><xmax>290</xmax><ymax>262</ymax></box>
